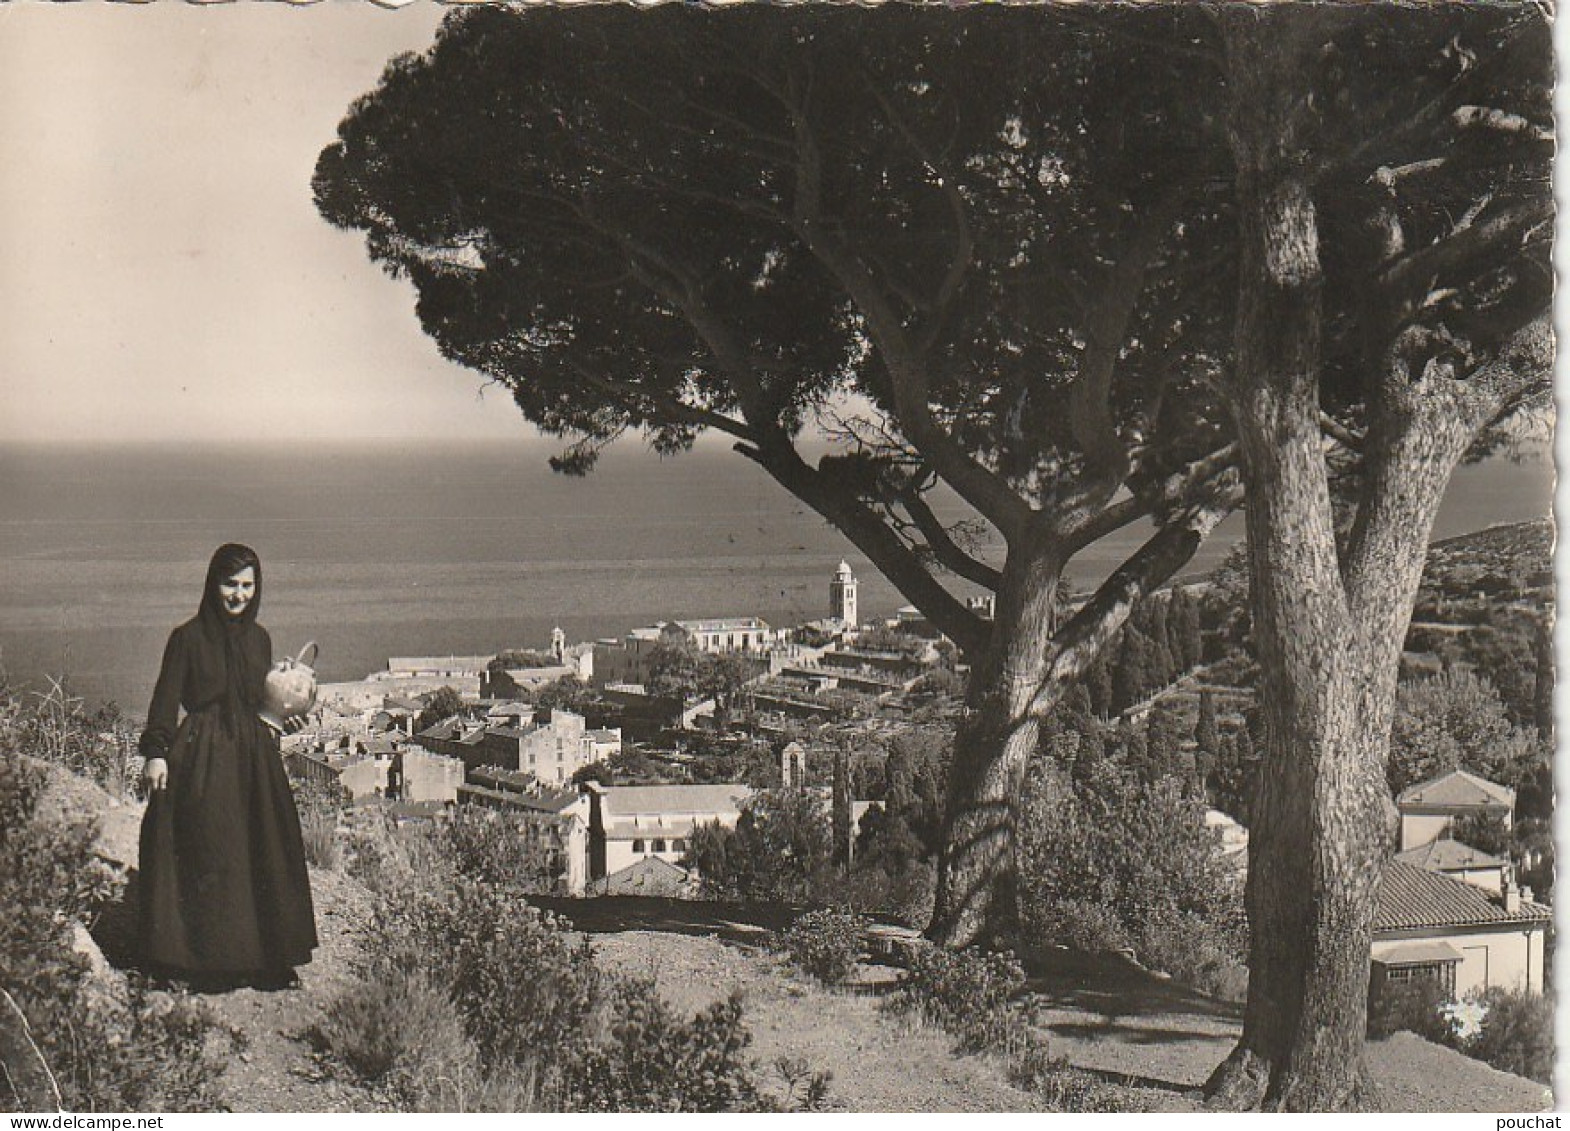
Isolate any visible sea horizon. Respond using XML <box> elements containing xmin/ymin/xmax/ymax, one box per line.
<box><xmin>0</xmin><ymin>438</ymin><xmax>1553</xmax><ymax>718</ymax></box>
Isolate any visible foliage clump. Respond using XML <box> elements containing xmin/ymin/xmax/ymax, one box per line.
<box><xmin>885</xmin><ymin>944</ymin><xmax>1026</xmax><ymax>1053</ymax></box>
<box><xmin>1018</xmin><ymin>748</ymin><xmax>1247</xmax><ymax>1000</ymax></box>
<box><xmin>773</xmin><ymin>908</ymin><xmax>866</xmax><ymax>986</ymax></box>
<box><xmin>318</xmin><ymin>809</ymin><xmax>820</xmax><ymax>1111</ymax></box>
<box><xmin>1367</xmin><ymin>979</ymin><xmax>1554</xmax><ymax>1086</ymax></box>
<box><xmin>684</xmin><ymin>787</ymin><xmax>834</xmax><ymax>904</ymax></box>
<box><xmin>290</xmin><ymin>773</ymin><xmax>344</xmax><ymax>870</ymax></box>
<box><xmin>0</xmin><ymin>683</ymin><xmax>238</xmax><ymax>1112</ymax></box>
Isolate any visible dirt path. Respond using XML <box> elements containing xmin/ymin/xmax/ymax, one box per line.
<box><xmin>195</xmin><ymin>866</ymin><xmax>380</xmax><ymax>1113</ymax></box>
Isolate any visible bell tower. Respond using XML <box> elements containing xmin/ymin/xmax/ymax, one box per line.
<box><xmin>830</xmin><ymin>560</ymin><xmax>858</xmax><ymax>627</ymax></box>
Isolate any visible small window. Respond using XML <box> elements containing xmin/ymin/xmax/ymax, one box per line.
<box><xmin>673</xmin><ymin>839</ymin><xmax>687</xmax><ymax>852</ymax></box>
<box><xmin>632</xmin><ymin>839</ymin><xmax>645</xmax><ymax>853</ymax></box>
<box><xmin>652</xmin><ymin>839</ymin><xmax>667</xmax><ymax>853</ymax></box>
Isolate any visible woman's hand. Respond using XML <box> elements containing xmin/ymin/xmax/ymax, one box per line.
<box><xmin>282</xmin><ymin>715</ymin><xmax>308</xmax><ymax>735</ymax></box>
<box><xmin>144</xmin><ymin>757</ymin><xmax>169</xmax><ymax>793</ymax></box>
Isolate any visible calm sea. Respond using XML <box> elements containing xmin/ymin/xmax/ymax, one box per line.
<box><xmin>0</xmin><ymin>440</ymin><xmax>1552</xmax><ymax>716</ymax></box>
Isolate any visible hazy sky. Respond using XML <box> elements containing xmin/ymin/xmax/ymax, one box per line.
<box><xmin>0</xmin><ymin>1</ymin><xmax>541</xmax><ymax>444</ymax></box>
<box><xmin>1</xmin><ymin>3</ymin><xmax>1564</xmax><ymax>454</ymax></box>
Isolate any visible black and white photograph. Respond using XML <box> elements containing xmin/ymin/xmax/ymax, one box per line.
<box><xmin>0</xmin><ymin>0</ymin><xmax>1558</xmax><ymax>1116</ymax></box>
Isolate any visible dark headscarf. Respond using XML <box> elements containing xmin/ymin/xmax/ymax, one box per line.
<box><xmin>197</xmin><ymin>543</ymin><xmax>264</xmax><ymax>735</ymax></box>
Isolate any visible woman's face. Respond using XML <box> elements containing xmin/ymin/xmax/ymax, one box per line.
<box><xmin>218</xmin><ymin>566</ymin><xmax>257</xmax><ymax>618</ymax></box>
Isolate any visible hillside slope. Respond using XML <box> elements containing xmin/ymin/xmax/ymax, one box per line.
<box><xmin>34</xmin><ymin>748</ymin><xmax>1552</xmax><ymax>1114</ymax></box>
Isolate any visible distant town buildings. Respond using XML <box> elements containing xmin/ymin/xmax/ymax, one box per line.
<box><xmin>387</xmin><ymin>655</ymin><xmax>495</xmax><ymax>679</ymax></box>
<box><xmin>592</xmin><ymin>617</ymin><xmax>777</xmax><ymax>688</ymax></box>
<box><xmin>284</xmin><ymin>733</ymin><xmax>465</xmax><ymax>806</ymax></box>
<box><xmin>412</xmin><ymin>707</ymin><xmax>620</xmax><ymax>785</ymax></box>
<box><xmin>279</xmin><ymin>560</ymin><xmax>909</xmax><ymax>897</ymax></box>
<box><xmin>585</xmin><ymin>782</ymin><xmax>752</xmax><ymax>882</ymax></box>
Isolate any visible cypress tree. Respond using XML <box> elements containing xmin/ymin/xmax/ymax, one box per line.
<box><xmin>1112</xmin><ymin>628</ymin><xmax>1153</xmax><ymax>714</ymax></box>
<box><xmin>1196</xmin><ymin>690</ymin><xmax>1221</xmax><ymax>762</ymax></box>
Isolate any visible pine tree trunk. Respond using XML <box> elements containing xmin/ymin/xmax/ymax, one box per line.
<box><xmin>927</xmin><ymin>536</ymin><xmax>1064</xmax><ymax>947</ymax></box>
<box><xmin>1207</xmin><ymin>29</ymin><xmax>1486</xmax><ymax>1100</ymax></box>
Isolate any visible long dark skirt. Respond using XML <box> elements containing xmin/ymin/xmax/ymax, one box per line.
<box><xmin>138</xmin><ymin>708</ymin><xmax>317</xmax><ymax>975</ymax></box>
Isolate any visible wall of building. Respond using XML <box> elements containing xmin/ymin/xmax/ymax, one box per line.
<box><xmin>399</xmin><ymin>748</ymin><xmax>464</xmax><ymax>804</ymax></box>
<box><xmin>337</xmin><ymin>757</ymin><xmax>391</xmax><ymax>800</ymax></box>
<box><xmin>1399</xmin><ymin>809</ymin><xmax>1513</xmax><ymax>851</ymax></box>
<box><xmin>1399</xmin><ymin>813</ymin><xmax>1452</xmax><ymax>851</ymax></box>
<box><xmin>1373</xmin><ymin>926</ymin><xmax>1547</xmax><ymax>996</ymax></box>
<box><xmin>592</xmin><ymin>637</ymin><xmax>658</xmax><ymax>688</ymax></box>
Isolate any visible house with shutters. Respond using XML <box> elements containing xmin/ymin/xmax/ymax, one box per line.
<box><xmin>1371</xmin><ymin>859</ymin><xmax>1550</xmax><ymax>998</ymax></box>
<box><xmin>583</xmin><ymin>781</ymin><xmax>753</xmax><ymax>881</ymax></box>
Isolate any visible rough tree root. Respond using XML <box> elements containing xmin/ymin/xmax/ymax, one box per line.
<box><xmin>1204</xmin><ymin>1044</ymin><xmax>1381</xmax><ymax>1112</ymax></box>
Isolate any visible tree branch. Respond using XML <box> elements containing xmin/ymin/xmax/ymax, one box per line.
<box><xmin>779</xmin><ymin>75</ymin><xmax>1033</xmax><ymax>541</ymax></box>
<box><xmin>898</xmin><ymin>487</ymin><xmax>1004</xmax><ymax>591</ymax></box>
<box><xmin>736</xmin><ymin>435</ymin><xmax>990</xmax><ymax>656</ymax></box>
<box><xmin>1054</xmin><ymin>194</ymin><xmax>1186</xmax><ymax>529</ymax></box>
<box><xmin>1030</xmin><ymin>480</ymin><xmax>1241</xmax><ymax>719</ymax></box>
<box><xmin>1376</xmin><ymin>198</ymin><xmax>1551</xmax><ymax>300</ymax></box>
<box><xmin>1063</xmin><ymin>442</ymin><xmax>1238</xmax><ymax>554</ymax></box>
<box><xmin>558</xmin><ymin>356</ymin><xmax>758</xmax><ymax>445</ymax></box>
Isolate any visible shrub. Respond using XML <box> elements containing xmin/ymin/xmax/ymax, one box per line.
<box><xmin>886</xmin><ymin>944</ymin><xmax>1026</xmax><ymax>1052</ymax></box>
<box><xmin>1031</xmin><ymin>897</ymin><xmax>1132</xmax><ymax>957</ymax></box>
<box><xmin>435</xmin><ymin>806</ymin><xmax>557</xmax><ymax>892</ymax></box>
<box><xmin>80</xmin><ymin>984</ymin><xmax>242</xmax><ymax>1112</ymax></box>
<box><xmin>326</xmin><ymin>790</ymin><xmax>831</xmax><ymax>1113</ymax></box>
<box><xmin>562</xmin><ymin>978</ymin><xmax>760</xmax><ymax>1112</ymax></box>
<box><xmin>13</xmin><ymin>678</ymin><xmax>141</xmax><ymax>800</ymax></box>
<box><xmin>1468</xmin><ymin>988</ymin><xmax>1554</xmax><ymax>1084</ymax></box>
<box><xmin>0</xmin><ymin>688</ymin><xmax>236</xmax><ymax>1111</ymax></box>
<box><xmin>1133</xmin><ymin>906</ymin><xmax>1250</xmax><ymax>1002</ymax></box>
<box><xmin>685</xmin><ymin>788</ymin><xmax>834</xmax><ymax>903</ymax></box>
<box><xmin>1018</xmin><ymin>763</ymin><xmax>1248</xmax><ymax>994</ymax></box>
<box><xmin>311</xmin><ymin>966</ymin><xmax>482</xmax><ymax>1111</ymax></box>
<box><xmin>380</xmin><ymin>878</ymin><xmax>601</xmax><ymax>1075</ymax></box>
<box><xmin>1005</xmin><ymin>1040</ymin><xmax>1138</xmax><ymax>1113</ymax></box>
<box><xmin>298</xmin><ymin>807</ymin><xmax>340</xmax><ymax>870</ymax></box>
<box><xmin>1367</xmin><ymin>975</ymin><xmax>1450</xmax><ymax>1042</ymax></box>
<box><xmin>289</xmin><ymin>774</ymin><xmax>344</xmax><ymax>870</ymax></box>
<box><xmin>774</xmin><ymin>909</ymin><xmax>865</xmax><ymax>986</ymax></box>
<box><xmin>769</xmin><ymin>1055</ymin><xmax>836</xmax><ymax>1112</ymax></box>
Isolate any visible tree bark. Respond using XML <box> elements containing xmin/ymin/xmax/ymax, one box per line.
<box><xmin>927</xmin><ymin>529</ymin><xmax>1064</xmax><ymax>947</ymax></box>
<box><xmin>1206</xmin><ymin>14</ymin><xmax>1506</xmax><ymax>1106</ymax></box>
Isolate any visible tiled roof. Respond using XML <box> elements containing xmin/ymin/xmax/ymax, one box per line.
<box><xmin>486</xmin><ymin>724</ymin><xmax>541</xmax><ymax>740</ymax></box>
<box><xmin>1396</xmin><ymin>769</ymin><xmax>1514</xmax><ymax>811</ymax></box>
<box><xmin>1376</xmin><ymin>860</ymin><xmax>1550</xmax><ymax>932</ymax></box>
<box><xmin>415</xmin><ymin>719</ymin><xmax>484</xmax><ymax>744</ymax></box>
<box><xmin>458</xmin><ymin>781</ymin><xmax>581</xmax><ymax>815</ymax></box>
<box><xmin>600</xmin><ymin>783</ymin><xmax>752</xmax><ymax>816</ymax></box>
<box><xmin>593</xmin><ymin>856</ymin><xmax>693</xmax><ymax>897</ymax></box>
<box><xmin>1395</xmin><ymin>838</ymin><xmax>1506</xmax><ymax>872</ymax></box>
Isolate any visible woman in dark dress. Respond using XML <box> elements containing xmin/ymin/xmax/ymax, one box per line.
<box><xmin>138</xmin><ymin>543</ymin><xmax>317</xmax><ymax>989</ymax></box>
